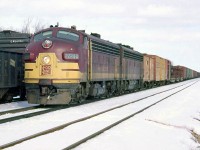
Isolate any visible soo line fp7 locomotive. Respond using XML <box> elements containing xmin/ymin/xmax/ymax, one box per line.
<box><xmin>24</xmin><ymin>25</ymin><xmax>199</xmax><ymax>105</ymax></box>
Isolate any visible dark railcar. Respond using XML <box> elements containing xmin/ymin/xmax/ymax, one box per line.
<box><xmin>170</xmin><ymin>66</ymin><xmax>199</xmax><ymax>82</ymax></box>
<box><xmin>198</xmin><ymin>72</ymin><xmax>200</xmax><ymax>77</ymax></box>
<box><xmin>0</xmin><ymin>30</ymin><xmax>30</xmax><ymax>102</ymax></box>
<box><xmin>193</xmin><ymin>70</ymin><xmax>198</xmax><ymax>78</ymax></box>
<box><xmin>171</xmin><ymin>66</ymin><xmax>186</xmax><ymax>82</ymax></box>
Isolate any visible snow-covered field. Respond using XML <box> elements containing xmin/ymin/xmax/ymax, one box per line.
<box><xmin>76</xmin><ymin>79</ymin><xmax>200</xmax><ymax>150</ymax></box>
<box><xmin>0</xmin><ymin>101</ymin><xmax>37</xmax><ymax>113</ymax></box>
<box><xmin>0</xmin><ymin>79</ymin><xmax>200</xmax><ymax>150</ymax></box>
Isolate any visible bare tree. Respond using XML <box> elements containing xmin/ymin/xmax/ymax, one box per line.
<box><xmin>21</xmin><ymin>18</ymin><xmax>32</xmax><ymax>33</ymax></box>
<box><xmin>33</xmin><ymin>19</ymin><xmax>46</xmax><ymax>33</ymax></box>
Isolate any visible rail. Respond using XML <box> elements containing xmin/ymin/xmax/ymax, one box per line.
<box><xmin>0</xmin><ymin>80</ymin><xmax>197</xmax><ymax>149</ymax></box>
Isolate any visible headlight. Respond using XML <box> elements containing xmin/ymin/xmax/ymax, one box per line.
<box><xmin>43</xmin><ymin>56</ymin><xmax>51</xmax><ymax>64</ymax></box>
<box><xmin>42</xmin><ymin>39</ymin><xmax>53</xmax><ymax>49</ymax></box>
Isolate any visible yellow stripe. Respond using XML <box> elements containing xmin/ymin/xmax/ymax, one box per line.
<box><xmin>57</xmin><ymin>63</ymin><xmax>79</xmax><ymax>70</ymax></box>
<box><xmin>25</xmin><ymin>70</ymin><xmax>81</xmax><ymax>79</ymax></box>
<box><xmin>24</xmin><ymin>79</ymin><xmax>39</xmax><ymax>83</ymax></box>
<box><xmin>53</xmin><ymin>80</ymin><xmax>80</xmax><ymax>83</ymax></box>
<box><xmin>25</xmin><ymin>79</ymin><xmax>80</xmax><ymax>84</ymax></box>
<box><xmin>25</xmin><ymin>53</ymin><xmax>82</xmax><ymax>83</ymax></box>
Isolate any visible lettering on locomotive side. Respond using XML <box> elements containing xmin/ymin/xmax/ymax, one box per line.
<box><xmin>10</xmin><ymin>39</ymin><xmax>24</xmax><ymax>43</ymax></box>
<box><xmin>41</xmin><ymin>65</ymin><xmax>52</xmax><ymax>75</ymax></box>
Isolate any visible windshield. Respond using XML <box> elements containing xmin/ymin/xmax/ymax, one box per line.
<box><xmin>57</xmin><ymin>30</ymin><xmax>79</xmax><ymax>41</ymax></box>
<box><xmin>34</xmin><ymin>31</ymin><xmax>52</xmax><ymax>42</ymax></box>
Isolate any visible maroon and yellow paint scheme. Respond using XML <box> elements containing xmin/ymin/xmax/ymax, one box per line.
<box><xmin>24</xmin><ymin>27</ymin><xmax>143</xmax><ymax>105</ymax></box>
<box><xmin>25</xmin><ymin>27</ymin><xmax>88</xmax><ymax>104</ymax></box>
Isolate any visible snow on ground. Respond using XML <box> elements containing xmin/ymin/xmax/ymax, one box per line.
<box><xmin>0</xmin><ymin>108</ymin><xmax>48</xmax><ymax>120</ymax></box>
<box><xmin>0</xmin><ymin>79</ymin><xmax>191</xmax><ymax>113</ymax></box>
<box><xmin>75</xmin><ymin>79</ymin><xmax>200</xmax><ymax>150</ymax></box>
<box><xmin>0</xmin><ymin>101</ymin><xmax>38</xmax><ymax>113</ymax></box>
<box><xmin>0</xmin><ymin>79</ymin><xmax>200</xmax><ymax>150</ymax></box>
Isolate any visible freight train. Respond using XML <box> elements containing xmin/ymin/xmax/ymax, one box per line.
<box><xmin>23</xmin><ymin>26</ymin><xmax>199</xmax><ymax>105</ymax></box>
<box><xmin>24</xmin><ymin>26</ymin><xmax>143</xmax><ymax>104</ymax></box>
<box><xmin>171</xmin><ymin>66</ymin><xmax>199</xmax><ymax>82</ymax></box>
<box><xmin>0</xmin><ymin>30</ymin><xmax>30</xmax><ymax>102</ymax></box>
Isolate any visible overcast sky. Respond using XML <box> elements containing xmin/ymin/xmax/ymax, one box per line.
<box><xmin>0</xmin><ymin>0</ymin><xmax>200</xmax><ymax>71</ymax></box>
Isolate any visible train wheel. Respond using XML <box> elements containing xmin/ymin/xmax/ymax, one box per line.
<box><xmin>20</xmin><ymin>86</ymin><xmax>26</xmax><ymax>101</ymax></box>
<box><xmin>144</xmin><ymin>82</ymin><xmax>148</xmax><ymax>89</ymax></box>
<box><xmin>2</xmin><ymin>93</ymin><xmax>13</xmax><ymax>103</ymax></box>
<box><xmin>77</xmin><ymin>84</ymin><xmax>86</xmax><ymax>103</ymax></box>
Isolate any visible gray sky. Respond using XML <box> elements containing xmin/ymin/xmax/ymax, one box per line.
<box><xmin>1</xmin><ymin>0</ymin><xmax>200</xmax><ymax>71</ymax></box>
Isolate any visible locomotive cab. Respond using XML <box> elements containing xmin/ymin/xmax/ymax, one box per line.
<box><xmin>24</xmin><ymin>27</ymin><xmax>88</xmax><ymax>104</ymax></box>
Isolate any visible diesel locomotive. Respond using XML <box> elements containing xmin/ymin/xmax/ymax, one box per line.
<box><xmin>24</xmin><ymin>26</ymin><xmax>143</xmax><ymax>105</ymax></box>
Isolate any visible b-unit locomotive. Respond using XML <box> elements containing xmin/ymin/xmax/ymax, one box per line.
<box><xmin>24</xmin><ymin>26</ymin><xmax>143</xmax><ymax>105</ymax></box>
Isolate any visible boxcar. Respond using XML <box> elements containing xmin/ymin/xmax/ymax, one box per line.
<box><xmin>170</xmin><ymin>66</ymin><xmax>199</xmax><ymax>81</ymax></box>
<box><xmin>171</xmin><ymin>66</ymin><xmax>185</xmax><ymax>82</ymax></box>
<box><xmin>186</xmin><ymin>67</ymin><xmax>193</xmax><ymax>79</ymax></box>
<box><xmin>198</xmin><ymin>72</ymin><xmax>200</xmax><ymax>77</ymax></box>
<box><xmin>166</xmin><ymin>59</ymin><xmax>172</xmax><ymax>83</ymax></box>
<box><xmin>193</xmin><ymin>70</ymin><xmax>198</xmax><ymax>78</ymax></box>
<box><xmin>0</xmin><ymin>30</ymin><xmax>30</xmax><ymax>102</ymax></box>
<box><xmin>143</xmin><ymin>54</ymin><xmax>155</xmax><ymax>87</ymax></box>
<box><xmin>144</xmin><ymin>54</ymin><xmax>170</xmax><ymax>85</ymax></box>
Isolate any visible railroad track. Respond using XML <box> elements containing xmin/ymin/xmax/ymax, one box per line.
<box><xmin>0</xmin><ymin>80</ymin><xmax>192</xmax><ymax>125</ymax></box>
<box><xmin>64</xmin><ymin>81</ymin><xmax>198</xmax><ymax>150</ymax></box>
<box><xmin>0</xmin><ymin>105</ymin><xmax>40</xmax><ymax>116</ymax></box>
<box><xmin>0</xmin><ymin>80</ymin><xmax>197</xmax><ymax>149</ymax></box>
<box><xmin>0</xmin><ymin>105</ymin><xmax>70</xmax><ymax>124</ymax></box>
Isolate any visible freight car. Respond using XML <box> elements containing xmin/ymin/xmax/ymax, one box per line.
<box><xmin>198</xmin><ymin>72</ymin><xmax>200</xmax><ymax>78</ymax></box>
<box><xmin>0</xmin><ymin>30</ymin><xmax>30</xmax><ymax>102</ymax></box>
<box><xmin>171</xmin><ymin>66</ymin><xmax>184</xmax><ymax>82</ymax></box>
<box><xmin>171</xmin><ymin>65</ymin><xmax>199</xmax><ymax>82</ymax></box>
<box><xmin>24</xmin><ymin>26</ymin><xmax>143</xmax><ymax>105</ymax></box>
<box><xmin>193</xmin><ymin>70</ymin><xmax>198</xmax><ymax>78</ymax></box>
<box><xmin>143</xmin><ymin>54</ymin><xmax>154</xmax><ymax>88</ymax></box>
<box><xmin>143</xmin><ymin>54</ymin><xmax>172</xmax><ymax>87</ymax></box>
